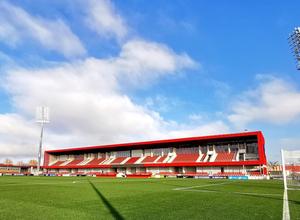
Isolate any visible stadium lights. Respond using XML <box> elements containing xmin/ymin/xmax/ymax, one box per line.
<box><xmin>288</xmin><ymin>27</ymin><xmax>300</xmax><ymax>70</ymax></box>
<box><xmin>36</xmin><ymin>106</ymin><xmax>50</xmax><ymax>175</ymax></box>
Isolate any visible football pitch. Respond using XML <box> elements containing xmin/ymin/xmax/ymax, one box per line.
<box><xmin>0</xmin><ymin>177</ymin><xmax>299</xmax><ymax>220</ymax></box>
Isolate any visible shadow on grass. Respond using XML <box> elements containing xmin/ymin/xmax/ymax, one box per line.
<box><xmin>88</xmin><ymin>179</ymin><xmax>124</xmax><ymax>220</ymax></box>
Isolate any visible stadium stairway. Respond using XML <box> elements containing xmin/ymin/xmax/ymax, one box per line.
<box><xmin>196</xmin><ymin>154</ymin><xmax>207</xmax><ymax>162</ymax></box>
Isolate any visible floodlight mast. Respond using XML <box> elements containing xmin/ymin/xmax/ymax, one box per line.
<box><xmin>288</xmin><ymin>27</ymin><xmax>300</xmax><ymax>70</ymax></box>
<box><xmin>36</xmin><ymin>106</ymin><xmax>50</xmax><ymax>175</ymax></box>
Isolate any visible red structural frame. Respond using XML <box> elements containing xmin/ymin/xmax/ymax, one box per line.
<box><xmin>43</xmin><ymin>131</ymin><xmax>267</xmax><ymax>171</ymax></box>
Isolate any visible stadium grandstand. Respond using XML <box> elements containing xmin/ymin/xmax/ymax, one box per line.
<box><xmin>43</xmin><ymin>131</ymin><xmax>268</xmax><ymax>178</ymax></box>
<box><xmin>0</xmin><ymin>163</ymin><xmax>36</xmax><ymax>176</ymax></box>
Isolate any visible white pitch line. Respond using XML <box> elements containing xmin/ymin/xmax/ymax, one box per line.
<box><xmin>182</xmin><ymin>189</ymin><xmax>282</xmax><ymax>197</ymax></box>
<box><xmin>282</xmin><ymin>189</ymin><xmax>290</xmax><ymax>220</ymax></box>
<box><xmin>173</xmin><ymin>182</ymin><xmax>229</xmax><ymax>191</ymax></box>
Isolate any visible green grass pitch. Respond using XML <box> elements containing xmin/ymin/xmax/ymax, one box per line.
<box><xmin>0</xmin><ymin>176</ymin><xmax>299</xmax><ymax>220</ymax></box>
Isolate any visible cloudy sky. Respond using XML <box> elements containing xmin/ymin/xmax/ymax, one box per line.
<box><xmin>0</xmin><ymin>0</ymin><xmax>299</xmax><ymax>162</ymax></box>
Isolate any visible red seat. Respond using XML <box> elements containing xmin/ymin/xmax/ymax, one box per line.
<box><xmin>172</xmin><ymin>154</ymin><xmax>199</xmax><ymax>163</ymax></box>
<box><xmin>96</xmin><ymin>172</ymin><xmax>117</xmax><ymax>177</ymax></box>
<box><xmin>140</xmin><ymin>156</ymin><xmax>159</xmax><ymax>163</ymax></box>
<box><xmin>124</xmin><ymin>157</ymin><xmax>140</xmax><ymax>164</ymax></box>
<box><xmin>156</xmin><ymin>155</ymin><xmax>168</xmax><ymax>163</ymax></box>
<box><xmin>214</xmin><ymin>172</ymin><xmax>244</xmax><ymax>176</ymax></box>
<box><xmin>249</xmin><ymin>172</ymin><xmax>261</xmax><ymax>176</ymax></box>
<box><xmin>66</xmin><ymin>158</ymin><xmax>84</xmax><ymax>166</ymax></box>
<box><xmin>51</xmin><ymin>161</ymin><xmax>65</xmax><ymax>166</ymax></box>
<box><xmin>126</xmin><ymin>172</ymin><xmax>152</xmax><ymax>178</ymax></box>
<box><xmin>184</xmin><ymin>172</ymin><xmax>208</xmax><ymax>176</ymax></box>
<box><xmin>215</xmin><ymin>152</ymin><xmax>235</xmax><ymax>162</ymax></box>
<box><xmin>110</xmin><ymin>157</ymin><xmax>127</xmax><ymax>164</ymax></box>
<box><xmin>86</xmin><ymin>158</ymin><xmax>106</xmax><ymax>165</ymax></box>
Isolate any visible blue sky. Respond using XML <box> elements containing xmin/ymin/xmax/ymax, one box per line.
<box><xmin>0</xmin><ymin>0</ymin><xmax>299</xmax><ymax>162</ymax></box>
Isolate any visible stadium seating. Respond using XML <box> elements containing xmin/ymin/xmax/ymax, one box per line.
<box><xmin>51</xmin><ymin>161</ymin><xmax>65</xmax><ymax>166</ymax></box>
<box><xmin>96</xmin><ymin>172</ymin><xmax>117</xmax><ymax>177</ymax></box>
<box><xmin>86</xmin><ymin>158</ymin><xmax>106</xmax><ymax>165</ymax></box>
<box><xmin>86</xmin><ymin>172</ymin><xmax>102</xmax><ymax>176</ymax></box>
<box><xmin>156</xmin><ymin>155</ymin><xmax>168</xmax><ymax>163</ymax></box>
<box><xmin>214</xmin><ymin>172</ymin><xmax>244</xmax><ymax>176</ymax></box>
<box><xmin>214</xmin><ymin>152</ymin><xmax>235</xmax><ymax>161</ymax></box>
<box><xmin>124</xmin><ymin>157</ymin><xmax>140</xmax><ymax>165</ymax></box>
<box><xmin>110</xmin><ymin>157</ymin><xmax>127</xmax><ymax>164</ymax></box>
<box><xmin>140</xmin><ymin>156</ymin><xmax>159</xmax><ymax>163</ymax></box>
<box><xmin>159</xmin><ymin>171</ymin><xmax>178</xmax><ymax>175</ymax></box>
<box><xmin>172</xmin><ymin>154</ymin><xmax>199</xmax><ymax>163</ymax></box>
<box><xmin>249</xmin><ymin>171</ymin><xmax>261</xmax><ymax>176</ymax></box>
<box><xmin>65</xmin><ymin>158</ymin><xmax>84</xmax><ymax>166</ymax></box>
<box><xmin>126</xmin><ymin>172</ymin><xmax>152</xmax><ymax>178</ymax></box>
<box><xmin>184</xmin><ymin>172</ymin><xmax>209</xmax><ymax>176</ymax></box>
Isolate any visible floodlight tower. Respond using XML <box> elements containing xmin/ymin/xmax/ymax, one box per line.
<box><xmin>36</xmin><ymin>106</ymin><xmax>50</xmax><ymax>174</ymax></box>
<box><xmin>288</xmin><ymin>27</ymin><xmax>300</xmax><ymax>70</ymax></box>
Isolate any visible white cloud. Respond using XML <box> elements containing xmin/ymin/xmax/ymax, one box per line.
<box><xmin>85</xmin><ymin>0</ymin><xmax>127</xmax><ymax>40</ymax></box>
<box><xmin>145</xmin><ymin>95</ymin><xmax>183</xmax><ymax>113</ymax></box>
<box><xmin>114</xmin><ymin>39</ymin><xmax>197</xmax><ymax>85</ymax></box>
<box><xmin>0</xmin><ymin>1</ymin><xmax>86</xmax><ymax>58</ymax></box>
<box><xmin>167</xmin><ymin>121</ymin><xmax>230</xmax><ymax>138</ymax></box>
<box><xmin>228</xmin><ymin>75</ymin><xmax>300</xmax><ymax>127</ymax></box>
<box><xmin>0</xmin><ymin>0</ymin><xmax>227</xmax><ymax>162</ymax></box>
<box><xmin>0</xmin><ymin>38</ymin><xmax>205</xmax><ymax>159</ymax></box>
<box><xmin>279</xmin><ymin>138</ymin><xmax>300</xmax><ymax>151</ymax></box>
<box><xmin>0</xmin><ymin>114</ymin><xmax>39</xmax><ymax>159</ymax></box>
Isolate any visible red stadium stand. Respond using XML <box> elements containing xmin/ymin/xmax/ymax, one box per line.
<box><xmin>86</xmin><ymin>158</ymin><xmax>106</xmax><ymax>165</ymax></box>
<box><xmin>184</xmin><ymin>172</ymin><xmax>209</xmax><ymax>176</ymax></box>
<box><xmin>140</xmin><ymin>156</ymin><xmax>159</xmax><ymax>163</ymax></box>
<box><xmin>126</xmin><ymin>172</ymin><xmax>152</xmax><ymax>178</ymax></box>
<box><xmin>156</xmin><ymin>155</ymin><xmax>168</xmax><ymax>163</ymax></box>
<box><xmin>214</xmin><ymin>172</ymin><xmax>245</xmax><ymax>177</ymax></box>
<box><xmin>110</xmin><ymin>157</ymin><xmax>127</xmax><ymax>164</ymax></box>
<box><xmin>43</xmin><ymin>131</ymin><xmax>268</xmax><ymax>177</ymax></box>
<box><xmin>65</xmin><ymin>158</ymin><xmax>84</xmax><ymax>166</ymax></box>
<box><xmin>172</xmin><ymin>154</ymin><xmax>199</xmax><ymax>163</ymax></box>
<box><xmin>215</xmin><ymin>152</ymin><xmax>235</xmax><ymax>162</ymax></box>
<box><xmin>96</xmin><ymin>172</ymin><xmax>117</xmax><ymax>177</ymax></box>
<box><xmin>124</xmin><ymin>157</ymin><xmax>140</xmax><ymax>165</ymax></box>
<box><xmin>51</xmin><ymin>161</ymin><xmax>65</xmax><ymax>166</ymax></box>
<box><xmin>249</xmin><ymin>171</ymin><xmax>261</xmax><ymax>176</ymax></box>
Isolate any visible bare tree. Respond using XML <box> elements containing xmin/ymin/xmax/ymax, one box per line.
<box><xmin>4</xmin><ymin>158</ymin><xmax>13</xmax><ymax>165</ymax></box>
<box><xmin>16</xmin><ymin>161</ymin><xmax>25</xmax><ymax>166</ymax></box>
<box><xmin>28</xmin><ymin>159</ymin><xmax>38</xmax><ymax>166</ymax></box>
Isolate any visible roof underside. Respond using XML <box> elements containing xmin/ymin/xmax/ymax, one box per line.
<box><xmin>46</xmin><ymin>131</ymin><xmax>263</xmax><ymax>155</ymax></box>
